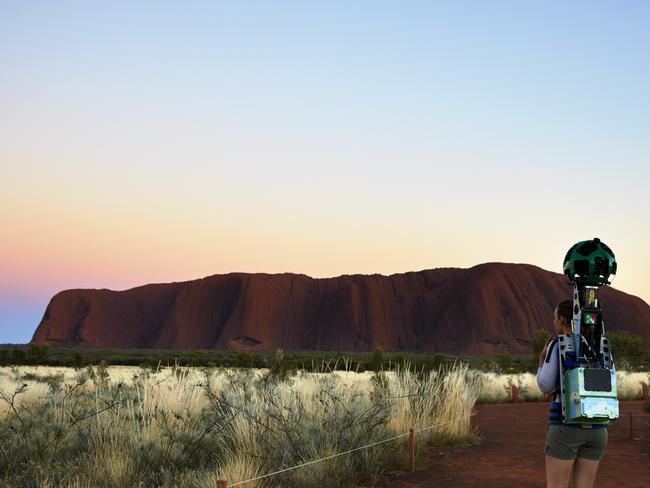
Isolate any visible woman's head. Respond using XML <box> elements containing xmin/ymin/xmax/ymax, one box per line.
<box><xmin>554</xmin><ymin>300</ymin><xmax>573</xmax><ymax>334</ymax></box>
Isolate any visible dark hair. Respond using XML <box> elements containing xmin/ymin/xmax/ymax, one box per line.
<box><xmin>556</xmin><ymin>300</ymin><xmax>573</xmax><ymax>325</ymax></box>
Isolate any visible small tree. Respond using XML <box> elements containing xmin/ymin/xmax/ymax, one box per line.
<box><xmin>608</xmin><ymin>331</ymin><xmax>648</xmax><ymax>368</ymax></box>
<box><xmin>73</xmin><ymin>352</ymin><xmax>84</xmax><ymax>369</ymax></box>
<box><xmin>28</xmin><ymin>343</ymin><xmax>50</xmax><ymax>366</ymax></box>
<box><xmin>11</xmin><ymin>348</ymin><xmax>26</xmax><ymax>364</ymax></box>
<box><xmin>497</xmin><ymin>352</ymin><xmax>513</xmax><ymax>372</ymax></box>
<box><xmin>532</xmin><ymin>329</ymin><xmax>550</xmax><ymax>357</ymax></box>
<box><xmin>270</xmin><ymin>348</ymin><xmax>290</xmax><ymax>379</ymax></box>
<box><xmin>235</xmin><ymin>351</ymin><xmax>253</xmax><ymax>368</ymax></box>
<box><xmin>531</xmin><ymin>328</ymin><xmax>551</xmax><ymax>370</ymax></box>
<box><xmin>372</xmin><ymin>347</ymin><xmax>385</xmax><ymax>372</ymax></box>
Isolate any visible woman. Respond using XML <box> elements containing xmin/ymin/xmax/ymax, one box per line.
<box><xmin>536</xmin><ymin>300</ymin><xmax>608</xmax><ymax>488</ymax></box>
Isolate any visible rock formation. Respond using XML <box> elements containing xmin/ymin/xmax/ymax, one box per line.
<box><xmin>31</xmin><ymin>263</ymin><xmax>650</xmax><ymax>354</ymax></box>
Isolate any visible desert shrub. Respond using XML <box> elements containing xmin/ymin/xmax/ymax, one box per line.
<box><xmin>431</xmin><ymin>353</ymin><xmax>449</xmax><ymax>369</ymax></box>
<box><xmin>609</xmin><ymin>331</ymin><xmax>648</xmax><ymax>368</ymax></box>
<box><xmin>496</xmin><ymin>352</ymin><xmax>513</xmax><ymax>372</ymax></box>
<box><xmin>0</xmin><ymin>377</ymin><xmax>127</xmax><ymax>486</ymax></box>
<box><xmin>268</xmin><ymin>348</ymin><xmax>297</xmax><ymax>380</ymax></box>
<box><xmin>28</xmin><ymin>344</ymin><xmax>50</xmax><ymax>365</ymax></box>
<box><xmin>391</xmin><ymin>353</ymin><xmax>406</xmax><ymax>369</ymax></box>
<box><xmin>11</xmin><ymin>349</ymin><xmax>26</xmax><ymax>364</ymax></box>
<box><xmin>531</xmin><ymin>329</ymin><xmax>550</xmax><ymax>369</ymax></box>
<box><xmin>73</xmin><ymin>352</ymin><xmax>84</xmax><ymax>369</ymax></box>
<box><xmin>532</xmin><ymin>329</ymin><xmax>550</xmax><ymax>357</ymax></box>
<box><xmin>372</xmin><ymin>347</ymin><xmax>385</xmax><ymax>372</ymax></box>
<box><xmin>234</xmin><ymin>351</ymin><xmax>253</xmax><ymax>368</ymax></box>
<box><xmin>208</xmin><ymin>369</ymin><xmax>392</xmax><ymax>486</ymax></box>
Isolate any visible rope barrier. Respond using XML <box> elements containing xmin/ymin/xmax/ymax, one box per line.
<box><xmin>227</xmin><ymin>412</ymin><xmax>475</xmax><ymax>487</ymax></box>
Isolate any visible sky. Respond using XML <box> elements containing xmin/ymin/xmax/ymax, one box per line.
<box><xmin>1</xmin><ymin>1</ymin><xmax>649</xmax><ymax>343</ymax></box>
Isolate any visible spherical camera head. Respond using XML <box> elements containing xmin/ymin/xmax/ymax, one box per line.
<box><xmin>563</xmin><ymin>237</ymin><xmax>617</xmax><ymax>286</ymax></box>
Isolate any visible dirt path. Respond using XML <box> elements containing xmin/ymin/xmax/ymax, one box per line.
<box><xmin>379</xmin><ymin>401</ymin><xmax>650</xmax><ymax>487</ymax></box>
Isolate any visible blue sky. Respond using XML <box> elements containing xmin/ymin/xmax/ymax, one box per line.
<box><xmin>2</xmin><ymin>2</ymin><xmax>649</xmax><ymax>343</ymax></box>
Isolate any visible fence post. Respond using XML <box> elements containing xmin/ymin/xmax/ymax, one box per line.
<box><xmin>629</xmin><ymin>414</ymin><xmax>634</xmax><ymax>441</ymax></box>
<box><xmin>408</xmin><ymin>428</ymin><xmax>415</xmax><ymax>472</ymax></box>
<box><xmin>641</xmin><ymin>382</ymin><xmax>649</xmax><ymax>401</ymax></box>
<box><xmin>511</xmin><ymin>385</ymin><xmax>519</xmax><ymax>403</ymax></box>
<box><xmin>217</xmin><ymin>480</ymin><xmax>227</xmax><ymax>488</ymax></box>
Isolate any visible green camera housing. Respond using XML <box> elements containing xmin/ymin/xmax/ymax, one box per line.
<box><xmin>563</xmin><ymin>368</ymin><xmax>618</xmax><ymax>424</ymax></box>
<box><xmin>563</xmin><ymin>237</ymin><xmax>617</xmax><ymax>286</ymax></box>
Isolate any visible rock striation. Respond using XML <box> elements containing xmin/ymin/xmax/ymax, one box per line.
<box><xmin>31</xmin><ymin>263</ymin><xmax>650</xmax><ymax>354</ymax></box>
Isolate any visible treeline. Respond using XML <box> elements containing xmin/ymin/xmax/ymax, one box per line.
<box><xmin>1</xmin><ymin>331</ymin><xmax>648</xmax><ymax>373</ymax></box>
<box><xmin>531</xmin><ymin>329</ymin><xmax>650</xmax><ymax>370</ymax></box>
<box><xmin>0</xmin><ymin>344</ymin><xmax>536</xmax><ymax>373</ymax></box>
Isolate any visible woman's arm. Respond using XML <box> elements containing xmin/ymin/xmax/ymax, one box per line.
<box><xmin>536</xmin><ymin>338</ymin><xmax>558</xmax><ymax>395</ymax></box>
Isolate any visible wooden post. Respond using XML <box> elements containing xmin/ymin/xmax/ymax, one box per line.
<box><xmin>511</xmin><ymin>385</ymin><xmax>519</xmax><ymax>403</ymax></box>
<box><xmin>217</xmin><ymin>480</ymin><xmax>227</xmax><ymax>488</ymax></box>
<box><xmin>408</xmin><ymin>428</ymin><xmax>415</xmax><ymax>472</ymax></box>
<box><xmin>641</xmin><ymin>382</ymin><xmax>649</xmax><ymax>401</ymax></box>
<box><xmin>629</xmin><ymin>414</ymin><xmax>634</xmax><ymax>440</ymax></box>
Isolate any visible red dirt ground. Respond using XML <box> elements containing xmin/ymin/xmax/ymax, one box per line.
<box><xmin>380</xmin><ymin>401</ymin><xmax>650</xmax><ymax>488</ymax></box>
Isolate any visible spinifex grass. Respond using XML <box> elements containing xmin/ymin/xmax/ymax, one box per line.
<box><xmin>0</xmin><ymin>363</ymin><xmax>481</xmax><ymax>487</ymax></box>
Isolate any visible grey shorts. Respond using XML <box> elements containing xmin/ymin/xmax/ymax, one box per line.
<box><xmin>545</xmin><ymin>424</ymin><xmax>608</xmax><ymax>461</ymax></box>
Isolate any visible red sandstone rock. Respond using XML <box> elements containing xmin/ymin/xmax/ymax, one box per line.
<box><xmin>30</xmin><ymin>263</ymin><xmax>650</xmax><ymax>353</ymax></box>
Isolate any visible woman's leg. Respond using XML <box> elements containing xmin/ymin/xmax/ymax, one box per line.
<box><xmin>546</xmin><ymin>455</ymin><xmax>574</xmax><ymax>488</ymax></box>
<box><xmin>572</xmin><ymin>458</ymin><xmax>600</xmax><ymax>488</ymax></box>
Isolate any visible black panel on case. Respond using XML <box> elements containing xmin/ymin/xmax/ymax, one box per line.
<box><xmin>584</xmin><ymin>369</ymin><xmax>612</xmax><ymax>392</ymax></box>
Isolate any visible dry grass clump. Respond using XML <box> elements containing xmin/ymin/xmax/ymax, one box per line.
<box><xmin>90</xmin><ymin>439</ymin><xmax>135</xmax><ymax>487</ymax></box>
<box><xmin>616</xmin><ymin>371</ymin><xmax>650</xmax><ymax>400</ymax></box>
<box><xmin>476</xmin><ymin>372</ymin><xmax>544</xmax><ymax>403</ymax></box>
<box><xmin>432</xmin><ymin>365</ymin><xmax>481</xmax><ymax>441</ymax></box>
<box><xmin>0</xmin><ymin>363</ymin><xmax>480</xmax><ymax>487</ymax></box>
<box><xmin>0</xmin><ymin>373</ymin><xmax>50</xmax><ymax>418</ymax></box>
<box><xmin>383</xmin><ymin>362</ymin><xmax>480</xmax><ymax>444</ymax></box>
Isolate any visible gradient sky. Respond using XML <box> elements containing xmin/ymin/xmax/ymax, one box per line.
<box><xmin>2</xmin><ymin>2</ymin><xmax>649</xmax><ymax>343</ymax></box>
